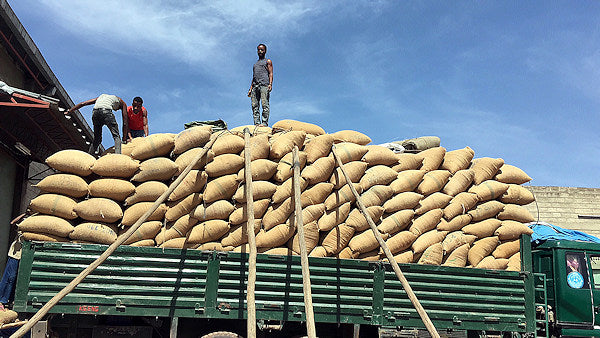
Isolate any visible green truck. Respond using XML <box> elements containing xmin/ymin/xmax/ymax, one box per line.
<box><xmin>9</xmin><ymin>233</ymin><xmax>600</xmax><ymax>337</ymax></box>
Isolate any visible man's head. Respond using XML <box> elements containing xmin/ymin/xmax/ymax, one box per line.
<box><xmin>257</xmin><ymin>44</ymin><xmax>267</xmax><ymax>58</ymax></box>
<box><xmin>132</xmin><ymin>97</ymin><xmax>143</xmax><ymax>111</ymax></box>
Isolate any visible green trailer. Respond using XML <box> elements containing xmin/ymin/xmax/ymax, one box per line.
<box><xmin>13</xmin><ymin>236</ymin><xmax>542</xmax><ymax>337</ymax></box>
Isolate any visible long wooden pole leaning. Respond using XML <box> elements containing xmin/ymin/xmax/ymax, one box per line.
<box><xmin>243</xmin><ymin>128</ymin><xmax>257</xmax><ymax>338</ymax></box>
<box><xmin>292</xmin><ymin>146</ymin><xmax>316</xmax><ymax>338</ymax></box>
<box><xmin>330</xmin><ymin>145</ymin><xmax>441</xmax><ymax>338</ymax></box>
<box><xmin>11</xmin><ymin>134</ymin><xmax>220</xmax><ymax>338</ymax></box>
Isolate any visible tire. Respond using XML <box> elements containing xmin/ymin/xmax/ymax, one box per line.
<box><xmin>200</xmin><ymin>331</ymin><xmax>243</xmax><ymax>338</ymax></box>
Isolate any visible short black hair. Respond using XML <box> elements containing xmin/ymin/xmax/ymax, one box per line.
<box><xmin>133</xmin><ymin>96</ymin><xmax>143</xmax><ymax>104</ymax></box>
<box><xmin>257</xmin><ymin>43</ymin><xmax>267</xmax><ymax>51</ymax></box>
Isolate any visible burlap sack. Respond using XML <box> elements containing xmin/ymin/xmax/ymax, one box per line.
<box><xmin>206</xmin><ymin>154</ymin><xmax>245</xmax><ymax>177</ymax></box>
<box><xmin>418</xmin><ymin>243</ymin><xmax>443</xmax><ymax>265</ymax></box>
<box><xmin>0</xmin><ymin>309</ymin><xmax>18</xmax><ymax>325</ymax></box>
<box><xmin>233</xmin><ymin>181</ymin><xmax>277</xmax><ymax>202</ymax></box>
<box><xmin>121</xmin><ymin>136</ymin><xmax>145</xmax><ymax>157</ymax></box>
<box><xmin>442</xmin><ymin>169</ymin><xmax>474</xmax><ymax>196</ymax></box>
<box><xmin>360</xmin><ymin>185</ymin><xmax>393</xmax><ymax>208</ymax></box>
<box><xmin>211</xmin><ymin>133</ymin><xmax>245</xmax><ymax>156</ymax></box>
<box><xmin>393</xmin><ymin>153</ymin><xmax>423</xmax><ymax>172</ymax></box>
<box><xmin>303</xmin><ymin>134</ymin><xmax>334</xmax><ymax>163</ymax></box>
<box><xmin>270</xmin><ymin>131</ymin><xmax>307</xmax><ymax>159</ymax></box>
<box><xmin>386</xmin><ymin>230</ymin><xmax>418</xmax><ymax>254</ymax></box>
<box><xmin>30</xmin><ymin>194</ymin><xmax>77</xmax><ymax>219</ymax></box>
<box><xmin>361</xmin><ymin>145</ymin><xmax>399</xmax><ymax>166</ymax></box>
<box><xmin>468</xmin><ymin>236</ymin><xmax>499</xmax><ymax>266</ymax></box>
<box><xmin>70</xmin><ymin>223</ymin><xmax>117</xmax><ymax>244</ymax></box>
<box><xmin>188</xmin><ymin>220</ymin><xmax>230</xmax><ymax>244</ymax></box>
<box><xmin>349</xmin><ymin>230</ymin><xmax>389</xmax><ymax>254</ymax></box>
<box><xmin>359</xmin><ymin>165</ymin><xmax>398</xmax><ymax>191</ymax></box>
<box><xmin>331</xmin><ymin>130</ymin><xmax>372</xmax><ymax>145</ymax></box>
<box><xmin>443</xmin><ymin>243</ymin><xmax>469</xmax><ymax>267</ymax></box>
<box><xmin>390</xmin><ymin>170</ymin><xmax>425</xmax><ymax>193</ymax></box>
<box><xmin>416</xmin><ymin>170</ymin><xmax>451</xmax><ymax>195</ymax></box>
<box><xmin>35</xmin><ymin>174</ymin><xmax>89</xmax><ymax>198</ymax></box>
<box><xmin>122</xmin><ymin>202</ymin><xmax>167</xmax><ymax>226</ymax></box>
<box><xmin>168</xmin><ymin>170</ymin><xmax>208</xmax><ymax>202</ymax></box>
<box><xmin>272</xmin><ymin>119</ymin><xmax>325</xmax><ymax>136</ymax></box>
<box><xmin>256</xmin><ymin>223</ymin><xmax>296</xmax><ymax>248</ymax></box>
<box><xmin>203</xmin><ymin>174</ymin><xmax>238</xmax><ymax>203</ymax></box>
<box><xmin>220</xmin><ymin>220</ymin><xmax>261</xmax><ymax>247</ymax></box>
<box><xmin>330</xmin><ymin>161</ymin><xmax>368</xmax><ymax>189</ymax></box>
<box><xmin>263</xmin><ymin>198</ymin><xmax>294</xmax><ymax>230</ymax></box>
<box><xmin>499</xmin><ymin>184</ymin><xmax>535</xmax><ymax>205</ymax></box>
<box><xmin>46</xmin><ymin>149</ymin><xmax>95</xmax><ymax>176</ymax></box>
<box><xmin>415</xmin><ymin>147</ymin><xmax>446</xmax><ymax>172</ymax></box>
<box><xmin>507</xmin><ymin>252</ymin><xmax>521</xmax><ymax>271</ymax></box>
<box><xmin>92</xmin><ymin>154</ymin><xmax>140</xmax><ymax>178</ymax></box>
<box><xmin>318</xmin><ymin>202</ymin><xmax>351</xmax><ymax>231</ymax></box>
<box><xmin>196</xmin><ymin>242</ymin><xmax>235</xmax><ymax>251</ymax></box>
<box><xmin>19</xmin><ymin>215</ymin><xmax>74</xmax><ymax>237</ymax></box>
<box><xmin>378</xmin><ymin>209</ymin><xmax>414</xmax><ymax>235</ymax></box>
<box><xmin>191</xmin><ymin>200</ymin><xmax>235</xmax><ymax>221</ymax></box>
<box><xmin>497</xmin><ymin>204</ymin><xmax>535</xmax><ymax>223</ymax></box>
<box><xmin>301</xmin><ymin>156</ymin><xmax>335</xmax><ymax>185</ymax></box>
<box><xmin>159</xmin><ymin>237</ymin><xmax>198</xmax><ymax>249</ymax></box>
<box><xmin>238</xmin><ymin>134</ymin><xmax>270</xmax><ymax>161</ymax></box>
<box><xmin>89</xmin><ymin>178</ymin><xmax>135</xmax><ymax>201</ymax></box>
<box><xmin>332</xmin><ymin>142</ymin><xmax>369</xmax><ymax>164</ymax></box>
<box><xmin>346</xmin><ymin>206</ymin><xmax>384</xmax><ymax>232</ymax></box>
<box><xmin>174</xmin><ymin>148</ymin><xmax>214</xmax><ymax>174</ymax></box>
<box><xmin>468</xmin><ymin>180</ymin><xmax>509</xmax><ymax>202</ymax></box>
<box><xmin>21</xmin><ymin>232</ymin><xmax>68</xmax><ymax>242</ymax></box>
<box><xmin>125</xmin><ymin>181</ymin><xmax>168</xmax><ymax>205</ymax></box>
<box><xmin>392</xmin><ymin>250</ymin><xmax>414</xmax><ymax>264</ymax></box>
<box><xmin>155</xmin><ymin>215</ymin><xmax>198</xmax><ymax>245</ymax></box>
<box><xmin>128</xmin><ymin>239</ymin><xmax>156</xmax><ymax>247</ymax></box>
<box><xmin>442</xmin><ymin>231</ymin><xmax>477</xmax><ymax>254</ymax></box>
<box><xmin>359</xmin><ymin>250</ymin><xmax>382</xmax><ymax>261</ymax></box>
<box><xmin>173</xmin><ymin>126</ymin><xmax>211</xmax><ymax>155</ymax></box>
<box><xmin>165</xmin><ymin>193</ymin><xmax>202</xmax><ymax>222</ymax></box>
<box><xmin>415</xmin><ymin>192</ymin><xmax>452</xmax><ymax>215</ymax></box>
<box><xmin>229</xmin><ymin>199</ymin><xmax>270</xmax><ymax>225</ymax></box>
<box><xmin>471</xmin><ymin>157</ymin><xmax>504</xmax><ymax>185</ymax></box>
<box><xmin>495</xmin><ymin>164</ymin><xmax>532</xmax><ymax>185</ymax></box>
<box><xmin>468</xmin><ymin>200</ymin><xmax>505</xmax><ymax>222</ymax></box>
<box><xmin>303</xmin><ymin>204</ymin><xmax>326</xmax><ymax>224</ymax></box>
<box><xmin>462</xmin><ymin>219</ymin><xmax>502</xmax><ymax>238</ymax></box>
<box><xmin>409</xmin><ymin>209</ymin><xmax>444</xmax><ymax>236</ymax></box>
<box><xmin>131</xmin><ymin>157</ymin><xmax>178</xmax><ymax>182</ymax></box>
<box><xmin>438</xmin><ymin>214</ymin><xmax>472</xmax><ymax>232</ymax></box>
<box><xmin>492</xmin><ymin>239</ymin><xmax>520</xmax><ymax>259</ymax></box>
<box><xmin>273</xmin><ymin>177</ymin><xmax>308</xmax><ymax>204</ymax></box>
<box><xmin>273</xmin><ymin>151</ymin><xmax>307</xmax><ymax>182</ymax></box>
<box><xmin>412</xmin><ymin>229</ymin><xmax>446</xmax><ymax>254</ymax></box>
<box><xmin>321</xmin><ymin>223</ymin><xmax>355</xmax><ymax>254</ymax></box>
<box><xmin>237</xmin><ymin>159</ymin><xmax>278</xmax><ymax>182</ymax></box>
<box><xmin>338</xmin><ymin>247</ymin><xmax>357</xmax><ymax>259</ymax></box>
<box><xmin>443</xmin><ymin>192</ymin><xmax>479</xmax><ymax>220</ymax></box>
<box><xmin>122</xmin><ymin>221</ymin><xmax>162</xmax><ymax>245</ymax></box>
<box><xmin>476</xmin><ymin>256</ymin><xmax>509</xmax><ymax>270</ymax></box>
<box><xmin>231</xmin><ymin>125</ymin><xmax>272</xmax><ymax>135</ymax></box>
<box><xmin>325</xmin><ymin>184</ymin><xmax>362</xmax><ymax>210</ymax></box>
<box><xmin>440</xmin><ymin>147</ymin><xmax>474</xmax><ymax>174</ymax></box>
<box><xmin>288</xmin><ymin>221</ymin><xmax>319</xmax><ymax>254</ymax></box>
<box><xmin>309</xmin><ymin>246</ymin><xmax>328</xmax><ymax>257</ymax></box>
<box><xmin>494</xmin><ymin>220</ymin><xmax>534</xmax><ymax>240</ymax></box>
<box><xmin>301</xmin><ymin>182</ymin><xmax>334</xmax><ymax>207</ymax></box>
<box><xmin>130</xmin><ymin>133</ymin><xmax>175</xmax><ymax>160</ymax></box>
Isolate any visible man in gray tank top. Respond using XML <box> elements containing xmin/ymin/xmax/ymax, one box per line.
<box><xmin>66</xmin><ymin>94</ymin><xmax>128</xmax><ymax>155</ymax></box>
<box><xmin>247</xmin><ymin>43</ymin><xmax>273</xmax><ymax>126</ymax></box>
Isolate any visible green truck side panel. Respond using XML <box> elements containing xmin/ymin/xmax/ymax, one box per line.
<box><xmin>14</xmin><ymin>241</ymin><xmax>535</xmax><ymax>333</ymax></box>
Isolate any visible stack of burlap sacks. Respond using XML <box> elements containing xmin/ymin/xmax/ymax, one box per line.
<box><xmin>20</xmin><ymin>119</ymin><xmax>535</xmax><ymax>271</ymax></box>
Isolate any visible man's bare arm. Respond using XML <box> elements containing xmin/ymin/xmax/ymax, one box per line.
<box><xmin>143</xmin><ymin>108</ymin><xmax>149</xmax><ymax>136</ymax></box>
<box><xmin>267</xmin><ymin>59</ymin><xmax>273</xmax><ymax>91</ymax></box>
<box><xmin>119</xmin><ymin>98</ymin><xmax>129</xmax><ymax>141</ymax></box>
<box><xmin>65</xmin><ymin>97</ymin><xmax>97</xmax><ymax>115</ymax></box>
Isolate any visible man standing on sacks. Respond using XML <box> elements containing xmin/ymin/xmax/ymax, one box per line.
<box><xmin>66</xmin><ymin>94</ymin><xmax>128</xmax><ymax>155</ymax></box>
<box><xmin>248</xmin><ymin>43</ymin><xmax>273</xmax><ymax>127</ymax></box>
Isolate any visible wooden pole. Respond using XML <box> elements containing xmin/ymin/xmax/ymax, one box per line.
<box><xmin>330</xmin><ymin>145</ymin><xmax>441</xmax><ymax>338</ymax></box>
<box><xmin>11</xmin><ymin>135</ymin><xmax>220</xmax><ymax>338</ymax></box>
<box><xmin>292</xmin><ymin>146</ymin><xmax>316</xmax><ymax>338</ymax></box>
<box><xmin>243</xmin><ymin>128</ymin><xmax>257</xmax><ymax>338</ymax></box>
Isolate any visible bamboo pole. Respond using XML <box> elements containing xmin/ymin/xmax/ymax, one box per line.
<box><xmin>11</xmin><ymin>134</ymin><xmax>220</xmax><ymax>338</ymax></box>
<box><xmin>292</xmin><ymin>146</ymin><xmax>316</xmax><ymax>338</ymax></box>
<box><xmin>330</xmin><ymin>145</ymin><xmax>441</xmax><ymax>338</ymax></box>
<box><xmin>243</xmin><ymin>128</ymin><xmax>257</xmax><ymax>338</ymax></box>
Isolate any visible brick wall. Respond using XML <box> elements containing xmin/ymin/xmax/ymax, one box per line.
<box><xmin>524</xmin><ymin>186</ymin><xmax>600</xmax><ymax>238</ymax></box>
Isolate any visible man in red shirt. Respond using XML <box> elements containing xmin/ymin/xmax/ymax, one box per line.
<box><xmin>126</xmin><ymin>96</ymin><xmax>148</xmax><ymax>142</ymax></box>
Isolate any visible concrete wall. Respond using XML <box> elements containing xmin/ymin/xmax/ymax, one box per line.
<box><xmin>524</xmin><ymin>186</ymin><xmax>600</xmax><ymax>238</ymax></box>
<box><xmin>0</xmin><ymin>43</ymin><xmax>24</xmax><ymax>88</ymax></box>
<box><xmin>0</xmin><ymin>148</ymin><xmax>17</xmax><ymax>272</ymax></box>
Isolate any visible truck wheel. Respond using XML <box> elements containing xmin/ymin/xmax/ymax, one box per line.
<box><xmin>201</xmin><ymin>332</ymin><xmax>243</xmax><ymax>338</ymax></box>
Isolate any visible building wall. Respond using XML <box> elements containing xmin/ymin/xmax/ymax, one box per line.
<box><xmin>524</xmin><ymin>186</ymin><xmax>600</xmax><ymax>238</ymax></box>
<box><xmin>0</xmin><ymin>43</ymin><xmax>24</xmax><ymax>88</ymax></box>
<box><xmin>0</xmin><ymin>148</ymin><xmax>17</xmax><ymax>271</ymax></box>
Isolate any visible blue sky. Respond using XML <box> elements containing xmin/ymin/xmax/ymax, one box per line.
<box><xmin>8</xmin><ymin>1</ymin><xmax>600</xmax><ymax>188</ymax></box>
